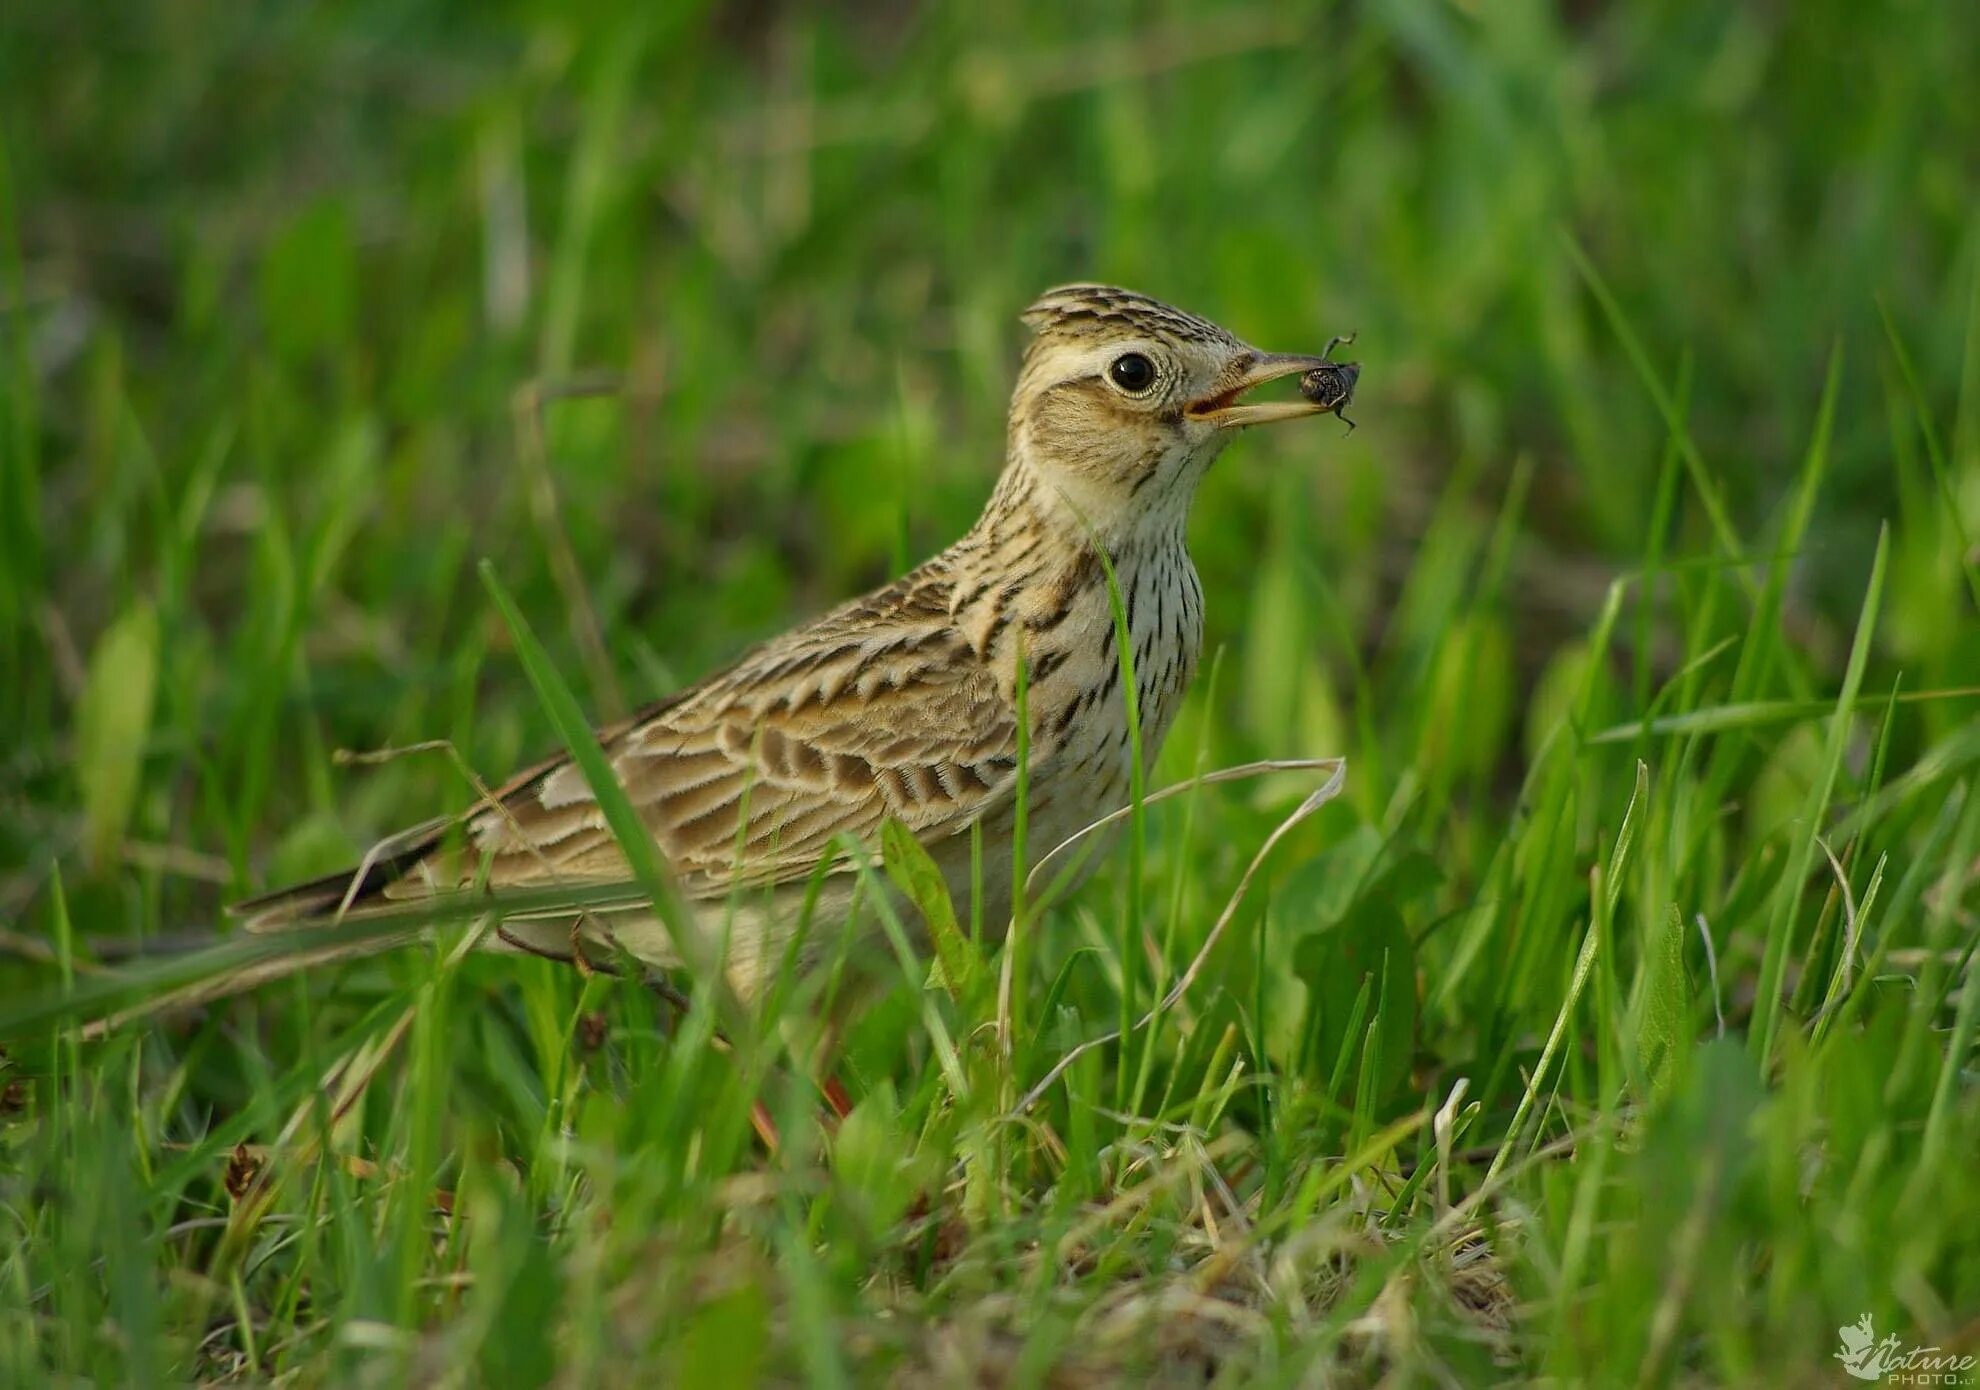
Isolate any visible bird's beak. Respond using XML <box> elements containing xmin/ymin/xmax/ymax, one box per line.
<box><xmin>1185</xmin><ymin>352</ymin><xmax>1349</xmax><ymax>428</ymax></box>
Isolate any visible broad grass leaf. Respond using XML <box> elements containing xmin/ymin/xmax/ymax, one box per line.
<box><xmin>1747</xmin><ymin>723</ymin><xmax>1825</xmax><ymax>842</ymax></box>
<box><xmin>881</xmin><ymin>817</ymin><xmax>976</xmax><ymax>999</ymax></box>
<box><xmin>1299</xmin><ymin>897</ymin><xmax>1417</xmax><ymax>1103</ymax></box>
<box><xmin>1263</xmin><ymin>967</ymin><xmax>1309</xmax><ymax>1074</ymax></box>
<box><xmin>1422</xmin><ymin>612</ymin><xmax>1514</xmax><ymax>781</ymax></box>
<box><xmin>266</xmin><ymin>809</ymin><xmax>364</xmax><ymax>886</ymax></box>
<box><xmin>258</xmin><ymin>199</ymin><xmax>356</xmax><ymax>361</ymax></box>
<box><xmin>1633</xmin><ymin>904</ymin><xmax>1692</xmax><ymax>1098</ymax></box>
<box><xmin>1361</xmin><ymin>846</ymin><xmax>1445</xmax><ymax>912</ymax></box>
<box><xmin>469</xmin><ymin>1176</ymin><xmax>566</xmax><ymax>1390</ymax></box>
<box><xmin>832</xmin><ymin>1081</ymin><xmax>917</xmax><ymax>1236</ymax></box>
<box><xmin>1278</xmin><ymin>823</ymin><xmax>1383</xmax><ymax>930</ymax></box>
<box><xmin>1524</xmin><ymin>639</ymin><xmax>1617</xmax><ymax>761</ymax></box>
<box><xmin>1035</xmin><ymin>946</ymin><xmax>1100</xmax><ymax>1038</ymax></box>
<box><xmin>74</xmin><ymin>600</ymin><xmax>158</xmax><ymax>870</ymax></box>
<box><xmin>1278</xmin><ymin>824</ymin><xmax>1442</xmax><ymax>939</ymax></box>
<box><xmin>1241</xmin><ymin>535</ymin><xmax>1345</xmax><ymax>759</ymax></box>
<box><xmin>677</xmin><ymin>1284</ymin><xmax>770</xmax><ymax>1390</ymax></box>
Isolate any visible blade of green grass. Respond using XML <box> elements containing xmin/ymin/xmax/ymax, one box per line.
<box><xmin>1753</xmin><ymin>524</ymin><xmax>1888</xmax><ymax>1064</ymax></box>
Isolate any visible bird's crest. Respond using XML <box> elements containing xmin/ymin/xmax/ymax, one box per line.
<box><xmin>1020</xmin><ymin>284</ymin><xmax>1241</xmax><ymax>349</ymax></box>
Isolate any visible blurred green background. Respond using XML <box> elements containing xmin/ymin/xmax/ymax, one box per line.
<box><xmin>4</xmin><ymin>0</ymin><xmax>1978</xmax><ymax>1383</ymax></box>
<box><xmin>6</xmin><ymin>0</ymin><xmax>1973</xmax><ymax>845</ymax></box>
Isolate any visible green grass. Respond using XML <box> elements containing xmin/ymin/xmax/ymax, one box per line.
<box><xmin>4</xmin><ymin>1</ymin><xmax>1980</xmax><ymax>1383</ymax></box>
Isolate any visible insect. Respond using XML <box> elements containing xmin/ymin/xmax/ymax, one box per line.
<box><xmin>1299</xmin><ymin>332</ymin><xmax>1360</xmax><ymax>432</ymax></box>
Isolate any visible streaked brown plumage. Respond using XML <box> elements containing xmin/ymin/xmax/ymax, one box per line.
<box><xmin>236</xmin><ymin>286</ymin><xmax>1351</xmax><ymax>995</ymax></box>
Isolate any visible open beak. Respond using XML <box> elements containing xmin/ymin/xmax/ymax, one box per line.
<box><xmin>1185</xmin><ymin>352</ymin><xmax>1350</xmax><ymax>428</ymax></box>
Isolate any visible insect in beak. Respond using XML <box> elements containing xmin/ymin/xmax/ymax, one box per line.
<box><xmin>1186</xmin><ymin>334</ymin><xmax>1362</xmax><ymax>430</ymax></box>
<box><xmin>1298</xmin><ymin>333</ymin><xmax>1360</xmax><ymax>433</ymax></box>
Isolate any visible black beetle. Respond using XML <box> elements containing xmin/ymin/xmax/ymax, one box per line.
<box><xmin>1299</xmin><ymin>332</ymin><xmax>1360</xmax><ymax>432</ymax></box>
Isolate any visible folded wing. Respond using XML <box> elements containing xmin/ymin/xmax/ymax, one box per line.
<box><xmin>447</xmin><ymin>616</ymin><xmax>1020</xmax><ymax>898</ymax></box>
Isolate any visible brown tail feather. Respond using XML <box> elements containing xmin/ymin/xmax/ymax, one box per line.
<box><xmin>81</xmin><ymin>925</ymin><xmax>430</xmax><ymax>1040</ymax></box>
<box><xmin>229</xmin><ymin>692</ymin><xmax>696</xmax><ymax>934</ymax></box>
<box><xmin>229</xmin><ymin>818</ymin><xmax>449</xmax><ymax>932</ymax></box>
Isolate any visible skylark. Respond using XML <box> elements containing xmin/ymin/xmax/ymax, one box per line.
<box><xmin>237</xmin><ymin>286</ymin><xmax>1352</xmax><ymax>997</ymax></box>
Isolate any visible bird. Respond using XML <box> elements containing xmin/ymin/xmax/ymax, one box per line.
<box><xmin>234</xmin><ymin>285</ymin><xmax>1353</xmax><ymax>1001</ymax></box>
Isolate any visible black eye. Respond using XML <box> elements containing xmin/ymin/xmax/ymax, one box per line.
<box><xmin>1108</xmin><ymin>352</ymin><xmax>1156</xmax><ymax>393</ymax></box>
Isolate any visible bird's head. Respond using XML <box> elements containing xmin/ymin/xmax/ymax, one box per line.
<box><xmin>1007</xmin><ymin>284</ymin><xmax>1345</xmax><ymax>530</ymax></box>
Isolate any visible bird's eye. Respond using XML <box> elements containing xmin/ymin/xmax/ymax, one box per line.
<box><xmin>1108</xmin><ymin>352</ymin><xmax>1157</xmax><ymax>394</ymax></box>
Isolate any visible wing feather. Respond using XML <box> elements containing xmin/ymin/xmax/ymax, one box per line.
<box><xmin>401</xmin><ymin>582</ymin><xmax>1020</xmax><ymax>901</ymax></box>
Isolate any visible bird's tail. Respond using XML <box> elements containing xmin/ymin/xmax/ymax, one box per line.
<box><xmin>230</xmin><ymin>866</ymin><xmax>390</xmax><ymax>931</ymax></box>
<box><xmin>228</xmin><ymin>818</ymin><xmax>449</xmax><ymax>932</ymax></box>
<box><xmin>53</xmin><ymin>822</ymin><xmax>464</xmax><ymax>1040</ymax></box>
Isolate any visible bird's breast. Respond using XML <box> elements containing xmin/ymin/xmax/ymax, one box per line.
<box><xmin>1023</xmin><ymin>540</ymin><xmax>1203</xmax><ymax>783</ymax></box>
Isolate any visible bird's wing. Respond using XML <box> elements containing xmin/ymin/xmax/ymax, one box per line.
<box><xmin>397</xmin><ymin>578</ymin><xmax>1020</xmax><ymax>900</ymax></box>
